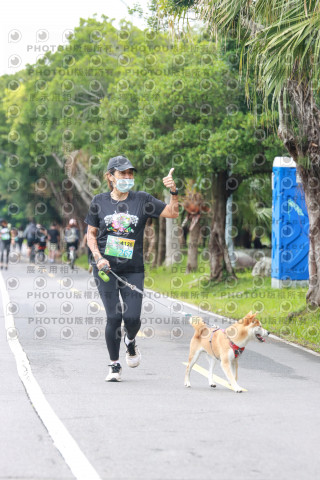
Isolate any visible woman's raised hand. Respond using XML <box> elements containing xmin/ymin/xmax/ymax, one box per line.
<box><xmin>162</xmin><ymin>168</ymin><xmax>176</xmax><ymax>191</ymax></box>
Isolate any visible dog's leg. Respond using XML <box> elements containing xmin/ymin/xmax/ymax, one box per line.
<box><xmin>184</xmin><ymin>348</ymin><xmax>202</xmax><ymax>388</ymax></box>
<box><xmin>230</xmin><ymin>358</ymin><xmax>237</xmax><ymax>380</ymax></box>
<box><xmin>220</xmin><ymin>353</ymin><xmax>243</xmax><ymax>393</ymax></box>
<box><xmin>234</xmin><ymin>359</ymin><xmax>239</xmax><ymax>381</ymax></box>
<box><xmin>206</xmin><ymin>354</ymin><xmax>216</xmax><ymax>388</ymax></box>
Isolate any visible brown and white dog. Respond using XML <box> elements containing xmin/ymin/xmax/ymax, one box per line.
<box><xmin>184</xmin><ymin>312</ymin><xmax>269</xmax><ymax>392</ymax></box>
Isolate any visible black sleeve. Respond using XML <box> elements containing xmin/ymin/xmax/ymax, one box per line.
<box><xmin>143</xmin><ymin>193</ymin><xmax>166</xmax><ymax>218</ymax></box>
<box><xmin>84</xmin><ymin>197</ymin><xmax>100</xmax><ymax>227</ymax></box>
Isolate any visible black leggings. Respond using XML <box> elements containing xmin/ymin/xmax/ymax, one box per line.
<box><xmin>93</xmin><ymin>265</ymin><xmax>144</xmax><ymax>361</ymax></box>
<box><xmin>0</xmin><ymin>241</ymin><xmax>11</xmax><ymax>264</ymax></box>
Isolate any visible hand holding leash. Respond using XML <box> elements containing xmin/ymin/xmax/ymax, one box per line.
<box><xmin>98</xmin><ymin>263</ymin><xmax>111</xmax><ymax>282</ymax></box>
<box><xmin>96</xmin><ymin>257</ymin><xmax>110</xmax><ymax>270</ymax></box>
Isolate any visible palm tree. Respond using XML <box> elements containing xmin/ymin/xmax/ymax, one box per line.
<box><xmin>156</xmin><ymin>0</ymin><xmax>320</xmax><ymax>305</ymax></box>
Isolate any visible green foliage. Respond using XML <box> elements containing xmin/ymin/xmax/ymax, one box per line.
<box><xmin>0</xmin><ymin>15</ymin><xmax>281</xmax><ymax>224</ymax></box>
<box><xmin>158</xmin><ymin>1</ymin><xmax>320</xmax><ymax>119</ymax></box>
<box><xmin>233</xmin><ymin>174</ymin><xmax>273</xmax><ymax>240</ymax></box>
<box><xmin>0</xmin><ymin>18</ymin><xmax>143</xmax><ymax>223</ymax></box>
<box><xmin>100</xmin><ymin>31</ymin><xmax>281</xmax><ymax>199</ymax></box>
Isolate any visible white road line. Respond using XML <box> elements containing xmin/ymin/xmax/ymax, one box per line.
<box><xmin>0</xmin><ymin>273</ymin><xmax>102</xmax><ymax>480</ymax></box>
<box><xmin>182</xmin><ymin>362</ymin><xmax>248</xmax><ymax>392</ymax></box>
<box><xmin>268</xmin><ymin>333</ymin><xmax>320</xmax><ymax>357</ymax></box>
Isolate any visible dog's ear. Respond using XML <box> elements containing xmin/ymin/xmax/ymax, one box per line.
<box><xmin>243</xmin><ymin>314</ymin><xmax>252</xmax><ymax>325</ymax></box>
<box><xmin>249</xmin><ymin>311</ymin><xmax>258</xmax><ymax>320</ymax></box>
<box><xmin>252</xmin><ymin>312</ymin><xmax>261</xmax><ymax>325</ymax></box>
<box><xmin>243</xmin><ymin>311</ymin><xmax>259</xmax><ymax>325</ymax></box>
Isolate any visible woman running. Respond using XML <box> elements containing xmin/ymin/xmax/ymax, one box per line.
<box><xmin>85</xmin><ymin>155</ymin><xmax>179</xmax><ymax>382</ymax></box>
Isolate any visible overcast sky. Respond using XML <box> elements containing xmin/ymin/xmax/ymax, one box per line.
<box><xmin>1</xmin><ymin>0</ymin><xmax>155</xmax><ymax>76</ymax></box>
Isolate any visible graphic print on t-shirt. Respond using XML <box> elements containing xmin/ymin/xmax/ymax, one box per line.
<box><xmin>104</xmin><ymin>211</ymin><xmax>139</xmax><ymax>235</ymax></box>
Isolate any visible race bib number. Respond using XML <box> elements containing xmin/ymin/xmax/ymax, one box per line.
<box><xmin>104</xmin><ymin>236</ymin><xmax>135</xmax><ymax>259</ymax></box>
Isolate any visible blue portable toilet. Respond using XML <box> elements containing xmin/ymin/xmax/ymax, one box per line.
<box><xmin>271</xmin><ymin>157</ymin><xmax>309</xmax><ymax>288</ymax></box>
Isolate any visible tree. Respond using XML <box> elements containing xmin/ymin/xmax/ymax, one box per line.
<box><xmin>0</xmin><ymin>71</ymin><xmax>64</xmax><ymax>225</ymax></box>
<box><xmin>100</xmin><ymin>28</ymin><xmax>282</xmax><ymax>278</ymax></box>
<box><xmin>0</xmin><ymin>17</ymin><xmax>148</xmax><ymax>226</ymax></box>
<box><xmin>156</xmin><ymin>0</ymin><xmax>320</xmax><ymax>302</ymax></box>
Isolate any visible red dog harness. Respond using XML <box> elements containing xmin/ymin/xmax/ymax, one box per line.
<box><xmin>208</xmin><ymin>327</ymin><xmax>245</xmax><ymax>359</ymax></box>
<box><xmin>228</xmin><ymin>340</ymin><xmax>245</xmax><ymax>358</ymax></box>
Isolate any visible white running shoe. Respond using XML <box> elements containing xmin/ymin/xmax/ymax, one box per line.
<box><xmin>124</xmin><ymin>334</ymin><xmax>141</xmax><ymax>368</ymax></box>
<box><xmin>105</xmin><ymin>362</ymin><xmax>122</xmax><ymax>382</ymax></box>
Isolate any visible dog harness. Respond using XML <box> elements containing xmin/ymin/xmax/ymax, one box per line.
<box><xmin>228</xmin><ymin>340</ymin><xmax>245</xmax><ymax>358</ymax></box>
<box><xmin>208</xmin><ymin>326</ymin><xmax>245</xmax><ymax>359</ymax></box>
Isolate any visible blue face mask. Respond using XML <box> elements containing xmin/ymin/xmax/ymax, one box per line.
<box><xmin>114</xmin><ymin>178</ymin><xmax>135</xmax><ymax>193</ymax></box>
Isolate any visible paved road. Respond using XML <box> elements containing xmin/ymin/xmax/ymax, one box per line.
<box><xmin>1</xmin><ymin>258</ymin><xmax>320</xmax><ymax>480</ymax></box>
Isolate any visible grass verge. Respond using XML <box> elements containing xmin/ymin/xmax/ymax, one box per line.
<box><xmin>76</xmin><ymin>253</ymin><xmax>90</xmax><ymax>270</ymax></box>
<box><xmin>145</xmin><ymin>255</ymin><xmax>320</xmax><ymax>353</ymax></box>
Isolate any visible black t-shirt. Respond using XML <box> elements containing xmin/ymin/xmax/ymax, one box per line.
<box><xmin>36</xmin><ymin>228</ymin><xmax>47</xmax><ymax>246</ymax></box>
<box><xmin>84</xmin><ymin>190</ymin><xmax>166</xmax><ymax>273</ymax></box>
<box><xmin>48</xmin><ymin>228</ymin><xmax>60</xmax><ymax>243</ymax></box>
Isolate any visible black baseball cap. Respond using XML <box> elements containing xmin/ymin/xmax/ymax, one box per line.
<box><xmin>107</xmin><ymin>155</ymin><xmax>137</xmax><ymax>172</ymax></box>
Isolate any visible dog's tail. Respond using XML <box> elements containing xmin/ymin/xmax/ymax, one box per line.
<box><xmin>189</xmin><ymin>316</ymin><xmax>207</xmax><ymax>338</ymax></box>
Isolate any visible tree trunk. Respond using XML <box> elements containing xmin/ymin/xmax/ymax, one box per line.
<box><xmin>278</xmin><ymin>80</ymin><xmax>320</xmax><ymax>304</ymax></box>
<box><xmin>186</xmin><ymin>214</ymin><xmax>201</xmax><ymax>273</ymax></box>
<box><xmin>143</xmin><ymin>218</ymin><xmax>151</xmax><ymax>261</ymax></box>
<box><xmin>209</xmin><ymin>171</ymin><xmax>235</xmax><ymax>281</ymax></box>
<box><xmin>157</xmin><ymin>215</ymin><xmax>166</xmax><ymax>266</ymax></box>
<box><xmin>164</xmin><ymin>190</ymin><xmax>181</xmax><ymax>266</ymax></box>
<box><xmin>146</xmin><ymin>220</ymin><xmax>157</xmax><ymax>266</ymax></box>
<box><xmin>52</xmin><ymin>150</ymin><xmax>97</xmax><ymax>207</ymax></box>
<box><xmin>300</xmin><ymin>168</ymin><xmax>320</xmax><ymax>305</ymax></box>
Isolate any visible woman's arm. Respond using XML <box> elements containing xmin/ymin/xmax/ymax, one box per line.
<box><xmin>87</xmin><ymin>225</ymin><xmax>110</xmax><ymax>270</ymax></box>
<box><xmin>160</xmin><ymin>195</ymin><xmax>179</xmax><ymax>218</ymax></box>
